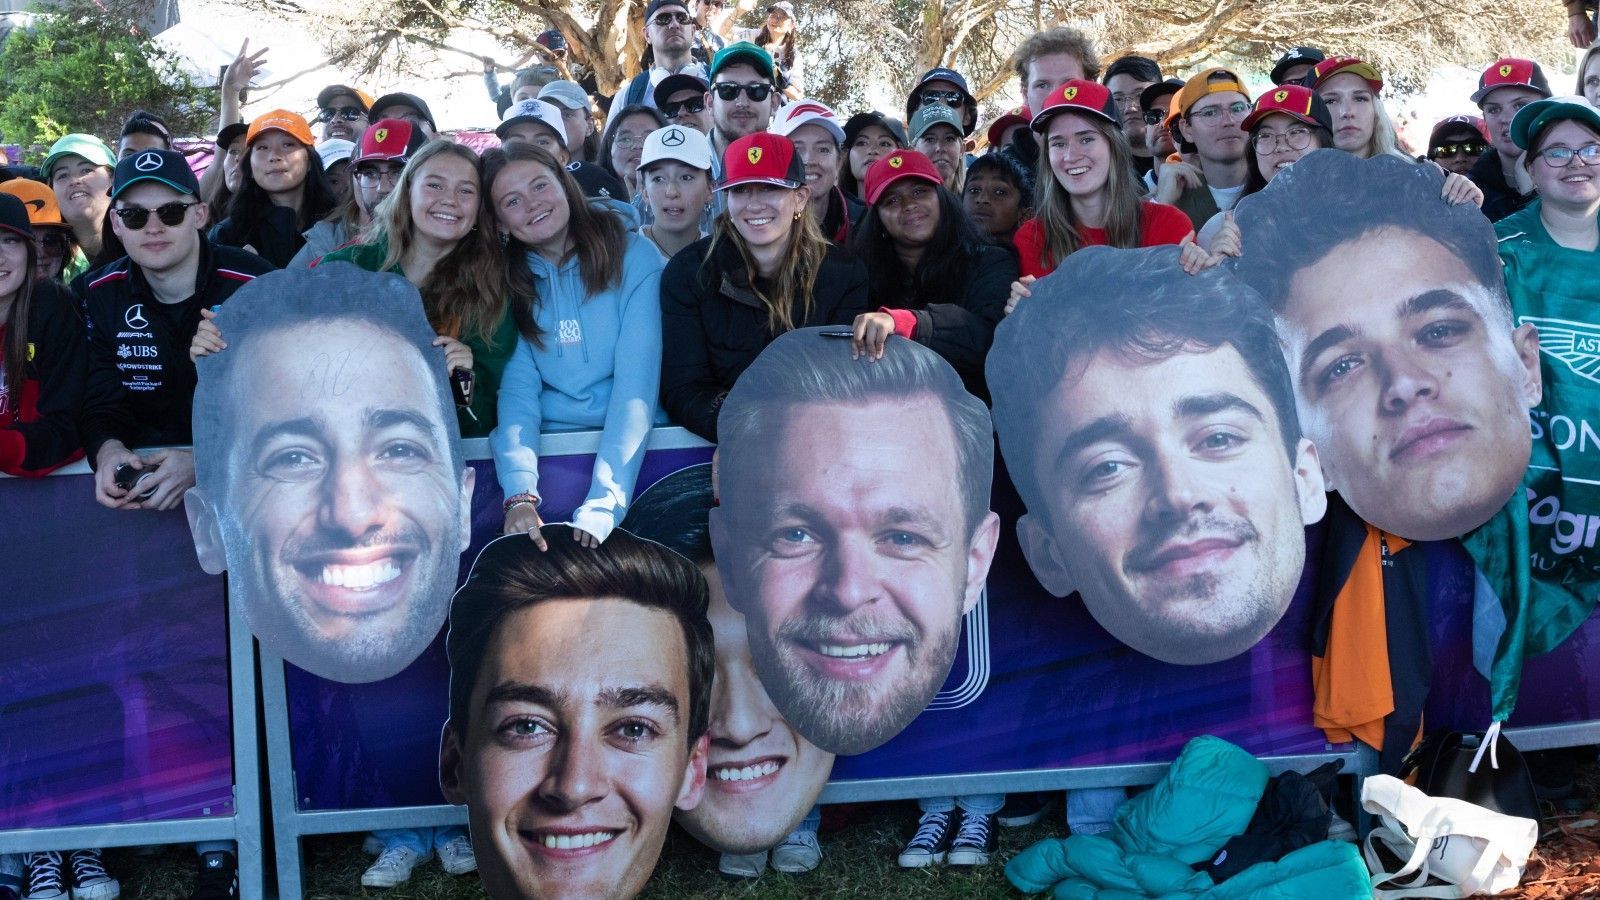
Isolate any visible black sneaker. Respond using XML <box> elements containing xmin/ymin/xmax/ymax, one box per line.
<box><xmin>190</xmin><ymin>852</ymin><xmax>237</xmax><ymax>900</ymax></box>
<box><xmin>66</xmin><ymin>851</ymin><xmax>118</xmax><ymax>900</ymax></box>
<box><xmin>22</xmin><ymin>852</ymin><xmax>64</xmax><ymax>900</ymax></box>
<box><xmin>947</xmin><ymin>810</ymin><xmax>997</xmax><ymax>866</ymax></box>
<box><xmin>897</xmin><ymin>810</ymin><xmax>956</xmax><ymax>868</ymax></box>
<box><xmin>997</xmin><ymin>792</ymin><xmax>1051</xmax><ymax>827</ymax></box>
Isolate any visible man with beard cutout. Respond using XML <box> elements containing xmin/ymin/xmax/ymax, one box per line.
<box><xmin>710</xmin><ymin>327</ymin><xmax>1000</xmax><ymax>757</ymax></box>
<box><xmin>186</xmin><ymin>263</ymin><xmax>474</xmax><ymax>684</ymax></box>
<box><xmin>988</xmin><ymin>246</ymin><xmax>1326</xmax><ymax>665</ymax></box>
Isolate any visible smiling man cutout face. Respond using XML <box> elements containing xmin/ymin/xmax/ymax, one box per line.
<box><xmin>187</xmin><ymin>264</ymin><xmax>473</xmax><ymax>683</ymax></box>
<box><xmin>711</xmin><ymin>329</ymin><xmax>999</xmax><ymax>756</ymax></box>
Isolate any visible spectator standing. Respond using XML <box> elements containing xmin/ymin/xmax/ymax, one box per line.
<box><xmin>1426</xmin><ymin>115</ymin><xmax>1491</xmax><ymax>176</ymax></box>
<box><xmin>1498</xmin><ymin>95</ymin><xmax>1600</xmax><ymax>250</ymax></box>
<box><xmin>655</xmin><ymin>73</ymin><xmax>714</xmax><ymax>134</ymax></box>
<box><xmin>1269</xmin><ymin>46</ymin><xmax>1326</xmax><ymax>86</ymax></box>
<box><xmin>314</xmin><ymin>84</ymin><xmax>371</xmax><ymax>142</ymax></box>
<box><xmin>962</xmin><ymin>151</ymin><xmax>1033</xmax><ymax>244</ymax></box>
<box><xmin>621</xmin><ymin>0</ymin><xmax>709</xmax><ymax>109</ymax></box>
<box><xmin>198</xmin><ymin>122</ymin><xmax>247</xmax><ymax>222</ymax></box>
<box><xmin>1002</xmin><ymin>27</ymin><xmax>1101</xmax><ymax>172</ymax></box>
<box><xmin>1467</xmin><ymin>57</ymin><xmax>1551</xmax><ymax>221</ymax></box>
<box><xmin>708</xmin><ymin>43</ymin><xmax>780</xmax><ymax>161</ymax></box>
<box><xmin>211</xmin><ymin>111</ymin><xmax>338</xmax><ymax>267</ymax></box>
<box><xmin>538</xmin><ymin>80</ymin><xmax>602</xmax><ymax>162</ymax></box>
<box><xmin>369</xmin><ymin>92</ymin><xmax>438</xmax><ymax>138</ymax></box>
<box><xmin>1102</xmin><ymin>55</ymin><xmax>1163</xmax><ymax>179</ymax></box>
<box><xmin>905</xmin><ymin>67</ymin><xmax>978</xmax><ymax>140</ymax></box>
<box><xmin>749</xmin><ymin>1</ymin><xmax>804</xmax><ymax>99</ymax></box>
<box><xmin>840</xmin><ymin>111</ymin><xmax>906</xmax><ymax>200</ymax></box>
<box><xmin>117</xmin><ymin>111</ymin><xmax>172</xmax><ymax>158</ymax></box>
<box><xmin>3</xmin><ymin>178</ymin><xmax>84</xmax><ymax>282</ymax></box>
<box><xmin>772</xmin><ymin>99</ymin><xmax>863</xmax><ymax>243</ymax></box>
<box><xmin>600</xmin><ymin>104</ymin><xmax>669</xmax><ymax>200</ymax></box>
<box><xmin>43</xmin><ymin>134</ymin><xmax>116</xmax><ymax>265</ymax></box>
<box><xmin>1581</xmin><ymin>41</ymin><xmax>1600</xmax><ymax>107</ymax></box>
<box><xmin>288</xmin><ymin>118</ymin><xmax>426</xmax><ymax>268</ymax></box>
<box><xmin>1154</xmin><ymin>68</ymin><xmax>1252</xmax><ymax>230</ymax></box>
<box><xmin>910</xmin><ymin>104</ymin><xmax>966</xmax><ymax>192</ymax></box>
<box><xmin>1138</xmin><ymin>78</ymin><xmax>1183</xmax><ymax>189</ymax></box>
<box><xmin>638</xmin><ymin>124</ymin><xmax>716</xmax><ymax>260</ymax></box>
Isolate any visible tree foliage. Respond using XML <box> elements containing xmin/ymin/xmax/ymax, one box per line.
<box><xmin>0</xmin><ymin>0</ymin><xmax>216</xmax><ymax>148</ymax></box>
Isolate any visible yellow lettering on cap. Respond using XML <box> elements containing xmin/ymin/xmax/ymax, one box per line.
<box><xmin>1499</xmin><ymin>64</ymin><xmax>1513</xmax><ymax>78</ymax></box>
<box><xmin>1273</xmin><ymin>89</ymin><xmax>1288</xmax><ymax>103</ymax></box>
<box><xmin>888</xmin><ymin>154</ymin><xmax>903</xmax><ymax>169</ymax></box>
<box><xmin>374</xmin><ymin>127</ymin><xmax>389</xmax><ymax>144</ymax></box>
<box><xmin>747</xmin><ymin>146</ymin><xmax>763</xmax><ymax>165</ymax></box>
<box><xmin>1063</xmin><ymin>86</ymin><xmax>1079</xmax><ymax>101</ymax></box>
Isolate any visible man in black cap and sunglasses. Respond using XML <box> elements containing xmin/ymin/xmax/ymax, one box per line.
<box><xmin>315</xmin><ymin>85</ymin><xmax>371</xmax><ymax>142</ymax></box>
<box><xmin>622</xmin><ymin>0</ymin><xmax>710</xmax><ymax>108</ymax></box>
<box><xmin>75</xmin><ymin>148</ymin><xmax>271</xmax><ymax>514</ymax></box>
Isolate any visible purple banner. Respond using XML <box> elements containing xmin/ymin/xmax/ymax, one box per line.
<box><xmin>0</xmin><ymin>473</ymin><xmax>233</xmax><ymax>829</ymax></box>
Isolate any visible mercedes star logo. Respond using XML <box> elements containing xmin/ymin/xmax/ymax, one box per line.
<box><xmin>125</xmin><ymin>304</ymin><xmax>149</xmax><ymax>330</ymax></box>
<box><xmin>661</xmin><ymin>128</ymin><xmax>686</xmax><ymax>147</ymax></box>
<box><xmin>133</xmin><ymin>151</ymin><xmax>164</xmax><ymax>172</ymax></box>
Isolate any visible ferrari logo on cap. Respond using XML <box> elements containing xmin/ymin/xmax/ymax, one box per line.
<box><xmin>1499</xmin><ymin>64</ymin><xmax>1513</xmax><ymax>77</ymax></box>
<box><xmin>374</xmin><ymin>127</ymin><xmax>389</xmax><ymax>144</ymax></box>
<box><xmin>888</xmin><ymin>154</ymin><xmax>903</xmax><ymax>169</ymax></box>
<box><xmin>747</xmin><ymin>146</ymin><xmax>763</xmax><ymax>165</ymax></box>
<box><xmin>1063</xmin><ymin>86</ymin><xmax>1079</xmax><ymax>101</ymax></box>
<box><xmin>1273</xmin><ymin>89</ymin><xmax>1288</xmax><ymax>103</ymax></box>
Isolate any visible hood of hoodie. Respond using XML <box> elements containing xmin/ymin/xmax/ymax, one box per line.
<box><xmin>592</xmin><ymin>196</ymin><xmax>641</xmax><ymax>232</ymax></box>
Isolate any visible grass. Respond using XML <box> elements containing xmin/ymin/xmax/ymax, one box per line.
<box><xmin>102</xmin><ymin>801</ymin><xmax>1060</xmax><ymax>899</ymax></box>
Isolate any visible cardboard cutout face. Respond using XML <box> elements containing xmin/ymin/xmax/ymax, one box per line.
<box><xmin>989</xmin><ymin>247</ymin><xmax>1326</xmax><ymax>665</ymax></box>
<box><xmin>710</xmin><ymin>329</ymin><xmax>1000</xmax><ymax>756</ymax></box>
<box><xmin>439</xmin><ymin>528</ymin><xmax>712</xmax><ymax>900</ymax></box>
<box><xmin>1231</xmin><ymin>150</ymin><xmax>1541</xmax><ymax>541</ymax></box>
<box><xmin>187</xmin><ymin>264</ymin><xmax>473</xmax><ymax>683</ymax></box>
<box><xmin>620</xmin><ymin>465</ymin><xmax>835</xmax><ymax>855</ymax></box>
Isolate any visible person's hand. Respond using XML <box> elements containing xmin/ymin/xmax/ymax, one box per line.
<box><xmin>224</xmin><ymin>40</ymin><xmax>268</xmax><ymax>94</ymax></box>
<box><xmin>94</xmin><ymin>441</ymin><xmax>142</xmax><ymax>509</ymax></box>
<box><xmin>572</xmin><ymin>527</ymin><xmax>602</xmax><ymax>549</ymax></box>
<box><xmin>1178</xmin><ymin>231</ymin><xmax>1224</xmax><ymax>275</ymax></box>
<box><xmin>434</xmin><ymin>336</ymin><xmax>473</xmax><ymax>376</ymax></box>
<box><xmin>851</xmin><ymin>311</ymin><xmax>895</xmax><ymax>362</ymax></box>
<box><xmin>1572</xmin><ymin>12</ymin><xmax>1597</xmax><ymax>48</ymax></box>
<box><xmin>191</xmin><ymin>308</ymin><xmax>225</xmax><ymax>362</ymax></box>
<box><xmin>504</xmin><ymin>503</ymin><xmax>548</xmax><ymax>550</ymax></box>
<box><xmin>137</xmin><ymin>448</ymin><xmax>195</xmax><ymax>512</ymax></box>
<box><xmin>1005</xmin><ymin>275</ymin><xmax>1036</xmax><ymax>316</ymax></box>
<box><xmin>1209</xmin><ymin>210</ymin><xmax>1242</xmax><ymax>259</ymax></box>
<box><xmin>481</xmin><ymin>54</ymin><xmax>497</xmax><ymax>73</ymax></box>
<box><xmin>1441</xmin><ymin>171</ymin><xmax>1485</xmax><ymax>208</ymax></box>
<box><xmin>1154</xmin><ymin>160</ymin><xmax>1203</xmax><ymax>205</ymax></box>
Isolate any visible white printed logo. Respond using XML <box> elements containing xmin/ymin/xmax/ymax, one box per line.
<box><xmin>124</xmin><ymin>304</ymin><xmax>148</xmax><ymax>330</ymax></box>
<box><xmin>133</xmin><ymin>151</ymin><xmax>164</xmax><ymax>172</ymax></box>
<box><xmin>558</xmin><ymin>318</ymin><xmax>582</xmax><ymax>345</ymax></box>
<box><xmin>1520</xmin><ymin>315</ymin><xmax>1600</xmax><ymax>385</ymax></box>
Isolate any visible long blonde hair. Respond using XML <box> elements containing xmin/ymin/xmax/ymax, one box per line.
<box><xmin>1031</xmin><ymin>114</ymin><xmax>1144</xmax><ymax>272</ymax></box>
<box><xmin>370</xmin><ymin>139</ymin><xmax>511</xmax><ymax>346</ymax></box>
<box><xmin>705</xmin><ymin>187</ymin><xmax>828</xmax><ymax>334</ymax></box>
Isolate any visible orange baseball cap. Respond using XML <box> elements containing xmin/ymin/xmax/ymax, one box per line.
<box><xmin>0</xmin><ymin>178</ymin><xmax>65</xmax><ymax>227</ymax></box>
<box><xmin>245</xmin><ymin>109</ymin><xmax>315</xmax><ymax>147</ymax></box>
<box><xmin>1172</xmin><ymin>67</ymin><xmax>1252</xmax><ymax>123</ymax></box>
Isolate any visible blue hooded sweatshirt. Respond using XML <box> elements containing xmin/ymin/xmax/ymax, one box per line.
<box><xmin>490</xmin><ymin>230</ymin><xmax>664</xmax><ymax>541</ymax></box>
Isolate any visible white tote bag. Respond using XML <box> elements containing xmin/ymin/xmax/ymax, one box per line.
<box><xmin>1360</xmin><ymin>773</ymin><xmax>1538</xmax><ymax>898</ymax></box>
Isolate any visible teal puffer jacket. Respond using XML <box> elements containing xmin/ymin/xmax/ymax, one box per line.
<box><xmin>1006</xmin><ymin>736</ymin><xmax>1369</xmax><ymax>899</ymax></box>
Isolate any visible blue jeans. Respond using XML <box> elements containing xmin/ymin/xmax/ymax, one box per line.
<box><xmin>371</xmin><ymin>827</ymin><xmax>468</xmax><ymax>855</ymax></box>
<box><xmin>1066</xmin><ymin>787</ymin><xmax>1125</xmax><ymax>833</ymax></box>
<box><xmin>917</xmin><ymin>794</ymin><xmax>1004</xmax><ymax>816</ymax></box>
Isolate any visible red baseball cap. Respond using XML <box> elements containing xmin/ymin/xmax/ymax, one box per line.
<box><xmin>1241</xmin><ymin>84</ymin><xmax>1332</xmax><ymax>132</ymax></box>
<box><xmin>352</xmin><ymin>119</ymin><xmax>428</xmax><ymax>167</ymax></box>
<box><xmin>985</xmin><ymin>106</ymin><xmax>1030</xmax><ymax>149</ymax></box>
<box><xmin>717</xmin><ymin>132</ymin><xmax>804</xmax><ymax>191</ymax></box>
<box><xmin>863</xmin><ymin>149</ymin><xmax>943</xmax><ymax>205</ymax></box>
<box><xmin>1471</xmin><ymin>58</ymin><xmax>1551</xmax><ymax>106</ymax></box>
<box><xmin>1030</xmin><ymin>79</ymin><xmax>1119</xmax><ymax>132</ymax></box>
<box><xmin>1310</xmin><ymin>56</ymin><xmax>1384</xmax><ymax>94</ymax></box>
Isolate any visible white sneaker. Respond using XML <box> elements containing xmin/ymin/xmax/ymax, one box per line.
<box><xmin>717</xmin><ymin>851</ymin><xmax>767</xmax><ymax>878</ymax></box>
<box><xmin>769</xmin><ymin>829</ymin><xmax>822</xmax><ymax>873</ymax></box>
<box><xmin>360</xmin><ymin>846</ymin><xmax>427</xmax><ymax>888</ymax></box>
<box><xmin>435</xmin><ymin>833</ymin><xmax>477</xmax><ymax>876</ymax></box>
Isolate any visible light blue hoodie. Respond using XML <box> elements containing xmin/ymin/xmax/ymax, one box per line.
<box><xmin>490</xmin><ymin>231</ymin><xmax>664</xmax><ymax>541</ymax></box>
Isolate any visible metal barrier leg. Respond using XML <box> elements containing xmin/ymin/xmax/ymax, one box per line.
<box><xmin>226</xmin><ymin>599</ymin><xmax>265</xmax><ymax>898</ymax></box>
<box><xmin>258</xmin><ymin>652</ymin><xmax>304</xmax><ymax>899</ymax></box>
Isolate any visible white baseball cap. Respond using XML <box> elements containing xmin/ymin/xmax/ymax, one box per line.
<box><xmin>771</xmin><ymin>98</ymin><xmax>845</xmax><ymax>145</ymax></box>
<box><xmin>639</xmin><ymin>124</ymin><xmax>714</xmax><ymax>171</ymax></box>
<box><xmin>496</xmin><ymin>98</ymin><xmax>566</xmax><ymax>142</ymax></box>
<box><xmin>314</xmin><ymin>138</ymin><xmax>356</xmax><ymax>169</ymax></box>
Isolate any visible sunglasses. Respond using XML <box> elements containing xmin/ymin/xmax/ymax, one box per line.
<box><xmin>1430</xmin><ymin>142</ymin><xmax>1487</xmax><ymax>158</ymax></box>
<box><xmin>919</xmin><ymin>90</ymin><xmax>966</xmax><ymax>108</ymax></box>
<box><xmin>651</xmin><ymin>12</ymin><xmax>693</xmax><ymax>26</ymax></box>
<box><xmin>712</xmin><ymin>82</ymin><xmax>773</xmax><ymax>103</ymax></box>
<box><xmin>662</xmin><ymin>97</ymin><xmax>707</xmax><ymax>118</ymax></box>
<box><xmin>1141</xmin><ymin>109</ymin><xmax>1170</xmax><ymax>126</ymax></box>
<box><xmin>112</xmin><ymin>201</ymin><xmax>198</xmax><ymax>229</ymax></box>
<box><xmin>316</xmin><ymin>107</ymin><xmax>365</xmax><ymax>124</ymax></box>
<box><xmin>38</xmin><ymin>231</ymin><xmax>72</xmax><ymax>253</ymax></box>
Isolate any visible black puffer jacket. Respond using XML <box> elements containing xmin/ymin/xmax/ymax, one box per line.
<box><xmin>660</xmin><ymin>236</ymin><xmax>869</xmax><ymax>441</ymax></box>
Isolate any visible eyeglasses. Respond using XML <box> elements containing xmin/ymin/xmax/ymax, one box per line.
<box><xmin>316</xmin><ymin>106</ymin><xmax>365</xmax><ymax>124</ymax></box>
<box><xmin>662</xmin><ymin>97</ymin><xmax>707</xmax><ymax>118</ymax></box>
<box><xmin>712</xmin><ymin>82</ymin><xmax>773</xmax><ymax>103</ymax></box>
<box><xmin>1141</xmin><ymin>109</ymin><xmax>1170</xmax><ymax>126</ymax></box>
<box><xmin>111</xmin><ymin>201</ymin><xmax>198</xmax><ymax>229</ymax></box>
<box><xmin>1111</xmin><ymin>91</ymin><xmax>1144</xmax><ymax>107</ymax></box>
<box><xmin>1430</xmin><ymin>142</ymin><xmax>1487</xmax><ymax>158</ymax></box>
<box><xmin>354</xmin><ymin>166</ymin><xmax>403</xmax><ymax>186</ymax></box>
<box><xmin>1250</xmin><ymin>126</ymin><xmax>1314</xmax><ymax>153</ymax></box>
<box><xmin>1187</xmin><ymin>100</ymin><xmax>1249</xmax><ymax>124</ymax></box>
<box><xmin>650</xmin><ymin>12</ymin><xmax>693</xmax><ymax>26</ymax></box>
<box><xmin>919</xmin><ymin>90</ymin><xmax>966</xmax><ymax>107</ymax></box>
<box><xmin>1534</xmin><ymin>142</ymin><xmax>1600</xmax><ymax>167</ymax></box>
<box><xmin>37</xmin><ymin>232</ymin><xmax>72</xmax><ymax>253</ymax></box>
<box><xmin>613</xmin><ymin>133</ymin><xmax>650</xmax><ymax>149</ymax></box>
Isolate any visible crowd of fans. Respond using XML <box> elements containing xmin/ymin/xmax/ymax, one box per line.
<box><xmin>3</xmin><ymin>0</ymin><xmax>1599</xmax><ymax>896</ymax></box>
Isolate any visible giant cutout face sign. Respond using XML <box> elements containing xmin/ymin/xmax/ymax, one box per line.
<box><xmin>710</xmin><ymin>328</ymin><xmax>1001</xmax><ymax>756</ymax></box>
<box><xmin>620</xmin><ymin>465</ymin><xmax>836</xmax><ymax>855</ymax></box>
<box><xmin>186</xmin><ymin>264</ymin><xmax>474</xmax><ymax>683</ymax></box>
<box><xmin>1231</xmin><ymin>150</ymin><xmax>1542</xmax><ymax>541</ymax></box>
<box><xmin>439</xmin><ymin>527</ymin><xmax>712</xmax><ymax>900</ymax></box>
<box><xmin>989</xmin><ymin>247</ymin><xmax>1328</xmax><ymax>665</ymax></box>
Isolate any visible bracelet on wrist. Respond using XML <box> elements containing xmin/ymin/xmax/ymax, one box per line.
<box><xmin>503</xmin><ymin>491</ymin><xmax>539</xmax><ymax>512</ymax></box>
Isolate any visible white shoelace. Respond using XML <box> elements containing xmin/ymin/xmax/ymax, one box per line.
<box><xmin>908</xmin><ymin>812</ymin><xmax>951</xmax><ymax>850</ymax></box>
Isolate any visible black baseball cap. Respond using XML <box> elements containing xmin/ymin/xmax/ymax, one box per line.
<box><xmin>110</xmin><ymin>148</ymin><xmax>200</xmax><ymax>200</ymax></box>
<box><xmin>216</xmin><ymin>122</ymin><xmax>248</xmax><ymax>151</ymax></box>
<box><xmin>906</xmin><ymin>67</ymin><xmax>976</xmax><ymax>136</ymax></box>
<box><xmin>316</xmin><ymin>85</ymin><xmax>370</xmax><ymax>111</ymax></box>
<box><xmin>0</xmin><ymin>192</ymin><xmax>34</xmax><ymax>240</ymax></box>
<box><xmin>1270</xmin><ymin>47</ymin><xmax>1326</xmax><ymax>85</ymax></box>
<box><xmin>654</xmin><ymin>72</ymin><xmax>709</xmax><ymax>109</ymax></box>
<box><xmin>645</xmin><ymin>0</ymin><xmax>691</xmax><ymax>18</ymax></box>
<box><xmin>369</xmin><ymin>92</ymin><xmax>437</xmax><ymax>130</ymax></box>
<box><xmin>843</xmin><ymin>111</ymin><xmax>908</xmax><ymax>148</ymax></box>
<box><xmin>1139</xmin><ymin>78</ymin><xmax>1184</xmax><ymax>112</ymax></box>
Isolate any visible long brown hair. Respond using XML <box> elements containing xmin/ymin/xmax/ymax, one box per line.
<box><xmin>481</xmin><ymin>141</ymin><xmax>627</xmax><ymax>348</ymax></box>
<box><xmin>705</xmin><ymin>186</ymin><xmax>828</xmax><ymax>334</ymax></box>
<box><xmin>1032</xmin><ymin>112</ymin><xmax>1144</xmax><ymax>271</ymax></box>
<box><xmin>1</xmin><ymin>236</ymin><xmax>39</xmax><ymax>398</ymax></box>
<box><xmin>368</xmin><ymin>140</ymin><xmax>520</xmax><ymax>347</ymax></box>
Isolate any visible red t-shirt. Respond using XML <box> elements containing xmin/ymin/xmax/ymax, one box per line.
<box><xmin>1012</xmin><ymin>200</ymin><xmax>1195</xmax><ymax>279</ymax></box>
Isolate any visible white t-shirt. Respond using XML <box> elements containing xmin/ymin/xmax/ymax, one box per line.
<box><xmin>1209</xmin><ymin>182</ymin><xmax>1246</xmax><ymax>212</ymax></box>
